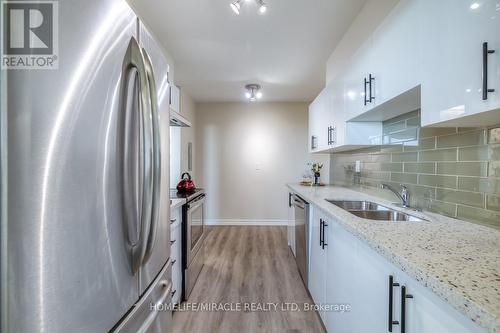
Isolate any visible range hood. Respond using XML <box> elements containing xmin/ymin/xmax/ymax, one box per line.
<box><xmin>170</xmin><ymin>109</ymin><xmax>191</xmax><ymax>127</ymax></box>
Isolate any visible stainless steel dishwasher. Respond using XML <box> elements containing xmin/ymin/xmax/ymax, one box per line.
<box><xmin>291</xmin><ymin>193</ymin><xmax>309</xmax><ymax>286</ymax></box>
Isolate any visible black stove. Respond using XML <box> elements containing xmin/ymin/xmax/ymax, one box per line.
<box><xmin>170</xmin><ymin>188</ymin><xmax>205</xmax><ymax>203</ymax></box>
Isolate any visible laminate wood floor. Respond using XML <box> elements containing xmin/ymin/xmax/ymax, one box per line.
<box><xmin>172</xmin><ymin>226</ymin><xmax>325</xmax><ymax>333</ymax></box>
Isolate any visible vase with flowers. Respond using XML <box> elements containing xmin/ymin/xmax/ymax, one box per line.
<box><xmin>309</xmin><ymin>163</ymin><xmax>323</xmax><ymax>186</ymax></box>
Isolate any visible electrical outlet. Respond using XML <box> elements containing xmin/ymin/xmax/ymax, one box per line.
<box><xmin>355</xmin><ymin>160</ymin><xmax>361</xmax><ymax>173</ymax></box>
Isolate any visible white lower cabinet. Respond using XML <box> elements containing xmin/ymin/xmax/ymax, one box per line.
<box><xmin>308</xmin><ymin>207</ymin><xmax>328</xmax><ymax>320</ymax></box>
<box><xmin>287</xmin><ymin>193</ymin><xmax>296</xmax><ymax>256</ymax></box>
<box><xmin>170</xmin><ymin>206</ymin><xmax>182</xmax><ymax>306</ymax></box>
<box><xmin>325</xmin><ymin>220</ymin><xmax>390</xmax><ymax>333</ymax></box>
<box><xmin>309</xmin><ymin>205</ymin><xmax>485</xmax><ymax>333</ymax></box>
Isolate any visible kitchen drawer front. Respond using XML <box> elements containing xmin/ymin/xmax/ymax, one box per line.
<box><xmin>170</xmin><ymin>217</ymin><xmax>182</xmax><ymax>306</ymax></box>
<box><xmin>170</xmin><ymin>207</ymin><xmax>181</xmax><ymax>229</ymax></box>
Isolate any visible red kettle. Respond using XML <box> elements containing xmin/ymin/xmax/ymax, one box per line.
<box><xmin>176</xmin><ymin>172</ymin><xmax>196</xmax><ymax>193</ymax></box>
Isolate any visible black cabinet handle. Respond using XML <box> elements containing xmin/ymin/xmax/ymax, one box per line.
<box><xmin>170</xmin><ymin>240</ymin><xmax>176</xmax><ymax>245</ymax></box>
<box><xmin>171</xmin><ymin>258</ymin><xmax>177</xmax><ymax>265</ymax></box>
<box><xmin>388</xmin><ymin>275</ymin><xmax>400</xmax><ymax>332</ymax></box>
<box><xmin>328</xmin><ymin>126</ymin><xmax>335</xmax><ymax>145</ymax></box>
<box><xmin>364</xmin><ymin>77</ymin><xmax>369</xmax><ymax>105</ymax></box>
<box><xmin>322</xmin><ymin>221</ymin><xmax>328</xmax><ymax>249</ymax></box>
<box><xmin>319</xmin><ymin>219</ymin><xmax>324</xmax><ymax>246</ymax></box>
<box><xmin>369</xmin><ymin>74</ymin><xmax>375</xmax><ymax>103</ymax></box>
<box><xmin>401</xmin><ymin>285</ymin><xmax>414</xmax><ymax>333</ymax></box>
<box><xmin>311</xmin><ymin>136</ymin><xmax>317</xmax><ymax>150</ymax></box>
<box><xmin>288</xmin><ymin>193</ymin><xmax>292</xmax><ymax>207</ymax></box>
<box><xmin>170</xmin><ymin>219</ymin><xmax>176</xmax><ymax>224</ymax></box>
<box><xmin>331</xmin><ymin>126</ymin><xmax>336</xmax><ymax>145</ymax></box>
<box><xmin>172</xmin><ymin>289</ymin><xmax>177</xmax><ymax>297</ymax></box>
<box><xmin>483</xmin><ymin>42</ymin><xmax>496</xmax><ymax>100</ymax></box>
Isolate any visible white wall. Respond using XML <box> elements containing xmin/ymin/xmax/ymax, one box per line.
<box><xmin>195</xmin><ymin>102</ymin><xmax>329</xmax><ymax>225</ymax></box>
<box><xmin>325</xmin><ymin>0</ymin><xmax>399</xmax><ymax>84</ymax></box>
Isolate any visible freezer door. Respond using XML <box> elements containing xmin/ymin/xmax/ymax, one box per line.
<box><xmin>138</xmin><ymin>22</ymin><xmax>171</xmax><ymax>294</ymax></box>
<box><xmin>1</xmin><ymin>1</ymin><xmax>141</xmax><ymax>332</ymax></box>
<box><xmin>114</xmin><ymin>262</ymin><xmax>173</xmax><ymax>333</ymax></box>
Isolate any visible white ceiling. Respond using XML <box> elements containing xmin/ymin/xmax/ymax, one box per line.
<box><xmin>129</xmin><ymin>0</ymin><xmax>366</xmax><ymax>102</ymax></box>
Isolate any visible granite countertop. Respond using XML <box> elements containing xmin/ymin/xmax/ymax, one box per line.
<box><xmin>170</xmin><ymin>198</ymin><xmax>184</xmax><ymax>210</ymax></box>
<box><xmin>287</xmin><ymin>184</ymin><xmax>500</xmax><ymax>333</ymax></box>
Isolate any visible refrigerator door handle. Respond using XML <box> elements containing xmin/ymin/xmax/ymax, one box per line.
<box><xmin>137</xmin><ymin>280</ymin><xmax>172</xmax><ymax>333</ymax></box>
<box><xmin>141</xmin><ymin>48</ymin><xmax>162</xmax><ymax>266</ymax></box>
<box><xmin>119</xmin><ymin>37</ymin><xmax>154</xmax><ymax>274</ymax></box>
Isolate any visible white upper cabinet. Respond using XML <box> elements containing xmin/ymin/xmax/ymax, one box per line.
<box><xmin>309</xmin><ymin>76</ymin><xmax>382</xmax><ymax>154</ymax></box>
<box><xmin>308</xmin><ymin>94</ymin><xmax>325</xmax><ymax>153</ymax></box>
<box><xmin>421</xmin><ymin>0</ymin><xmax>500</xmax><ymax>126</ymax></box>
<box><xmin>343</xmin><ymin>0</ymin><xmax>423</xmax><ymax>123</ymax></box>
<box><xmin>170</xmin><ymin>84</ymin><xmax>180</xmax><ymax>113</ymax></box>
<box><xmin>343</xmin><ymin>39</ymin><xmax>374</xmax><ymax>120</ymax></box>
<box><xmin>370</xmin><ymin>0</ymin><xmax>422</xmax><ymax>112</ymax></box>
<box><xmin>328</xmin><ymin>79</ymin><xmax>345</xmax><ymax>148</ymax></box>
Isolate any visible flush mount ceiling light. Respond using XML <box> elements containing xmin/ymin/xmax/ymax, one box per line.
<box><xmin>230</xmin><ymin>0</ymin><xmax>268</xmax><ymax>15</ymax></box>
<box><xmin>245</xmin><ymin>84</ymin><xmax>263</xmax><ymax>101</ymax></box>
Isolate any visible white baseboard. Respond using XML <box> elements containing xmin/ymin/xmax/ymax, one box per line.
<box><xmin>205</xmin><ymin>219</ymin><xmax>291</xmax><ymax>226</ymax></box>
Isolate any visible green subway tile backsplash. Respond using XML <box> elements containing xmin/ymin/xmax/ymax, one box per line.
<box><xmin>383</xmin><ymin>121</ymin><xmax>406</xmax><ymax>134</ymax></box>
<box><xmin>457</xmin><ymin>177</ymin><xmax>500</xmax><ymax>193</ymax></box>
<box><xmin>404</xmin><ymin>162</ymin><xmax>436</xmax><ymax>174</ymax></box>
<box><xmin>329</xmin><ymin>110</ymin><xmax>500</xmax><ymax>229</ymax></box>
<box><xmin>491</xmin><ymin>145</ymin><xmax>500</xmax><ymax>160</ymax></box>
<box><xmin>419</xmin><ymin>127</ymin><xmax>456</xmax><ymax>138</ymax></box>
<box><xmin>436</xmin><ymin>130</ymin><xmax>486</xmax><ymax>148</ymax></box>
<box><xmin>490</xmin><ymin>161</ymin><xmax>500</xmax><ymax>178</ymax></box>
<box><xmin>458</xmin><ymin>146</ymin><xmax>489</xmax><ymax>161</ymax></box>
<box><xmin>487</xmin><ymin>195</ymin><xmax>500</xmax><ymax>212</ymax></box>
<box><xmin>419</xmin><ymin>174</ymin><xmax>457</xmax><ymax>189</ymax></box>
<box><xmin>391</xmin><ymin>172</ymin><xmax>418</xmax><ymax>184</ymax></box>
<box><xmin>436</xmin><ymin>162</ymin><xmax>488</xmax><ymax>177</ymax></box>
<box><xmin>488</xmin><ymin>128</ymin><xmax>500</xmax><ymax>144</ymax></box>
<box><xmin>457</xmin><ymin>206</ymin><xmax>500</xmax><ymax>229</ymax></box>
<box><xmin>419</xmin><ymin>148</ymin><xmax>457</xmax><ymax>162</ymax></box>
<box><xmin>435</xmin><ymin>189</ymin><xmax>485</xmax><ymax>208</ymax></box>
<box><xmin>392</xmin><ymin>152</ymin><xmax>418</xmax><ymax>162</ymax></box>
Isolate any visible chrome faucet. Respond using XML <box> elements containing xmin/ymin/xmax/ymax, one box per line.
<box><xmin>381</xmin><ymin>183</ymin><xmax>410</xmax><ymax>208</ymax></box>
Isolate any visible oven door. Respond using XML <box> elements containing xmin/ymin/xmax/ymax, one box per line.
<box><xmin>186</xmin><ymin>194</ymin><xmax>205</xmax><ymax>265</ymax></box>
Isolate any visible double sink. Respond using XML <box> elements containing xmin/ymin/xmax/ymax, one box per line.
<box><xmin>326</xmin><ymin>200</ymin><xmax>428</xmax><ymax>222</ymax></box>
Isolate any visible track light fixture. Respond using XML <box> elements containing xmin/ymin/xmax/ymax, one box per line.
<box><xmin>245</xmin><ymin>84</ymin><xmax>263</xmax><ymax>102</ymax></box>
<box><xmin>230</xmin><ymin>0</ymin><xmax>268</xmax><ymax>15</ymax></box>
<box><xmin>230</xmin><ymin>0</ymin><xmax>242</xmax><ymax>15</ymax></box>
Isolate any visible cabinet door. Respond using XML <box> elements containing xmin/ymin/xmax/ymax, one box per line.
<box><xmin>325</xmin><ymin>219</ymin><xmax>390</xmax><ymax>333</ymax></box>
<box><xmin>309</xmin><ymin>89</ymin><xmax>331</xmax><ymax>152</ymax></box>
<box><xmin>287</xmin><ymin>193</ymin><xmax>296</xmax><ymax>256</ymax></box>
<box><xmin>308</xmin><ymin>208</ymin><xmax>327</xmax><ymax>318</ymax></box>
<box><xmin>343</xmin><ymin>39</ymin><xmax>373</xmax><ymax>120</ymax></box>
<box><xmin>397</xmin><ymin>274</ymin><xmax>486</xmax><ymax>333</ymax></box>
<box><xmin>328</xmin><ymin>80</ymin><xmax>345</xmax><ymax>148</ymax></box>
<box><xmin>421</xmin><ymin>0</ymin><xmax>500</xmax><ymax>126</ymax></box>
<box><xmin>170</xmin><ymin>84</ymin><xmax>180</xmax><ymax>113</ymax></box>
<box><xmin>308</xmin><ymin>98</ymin><xmax>321</xmax><ymax>153</ymax></box>
<box><xmin>371</xmin><ymin>0</ymin><xmax>421</xmax><ymax>106</ymax></box>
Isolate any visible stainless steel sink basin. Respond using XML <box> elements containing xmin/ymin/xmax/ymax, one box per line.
<box><xmin>326</xmin><ymin>200</ymin><xmax>389</xmax><ymax>211</ymax></box>
<box><xmin>326</xmin><ymin>200</ymin><xmax>428</xmax><ymax>222</ymax></box>
<box><xmin>348</xmin><ymin>210</ymin><xmax>427</xmax><ymax>222</ymax></box>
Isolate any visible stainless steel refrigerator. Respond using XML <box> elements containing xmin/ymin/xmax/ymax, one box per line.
<box><xmin>0</xmin><ymin>0</ymin><xmax>173</xmax><ymax>332</ymax></box>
